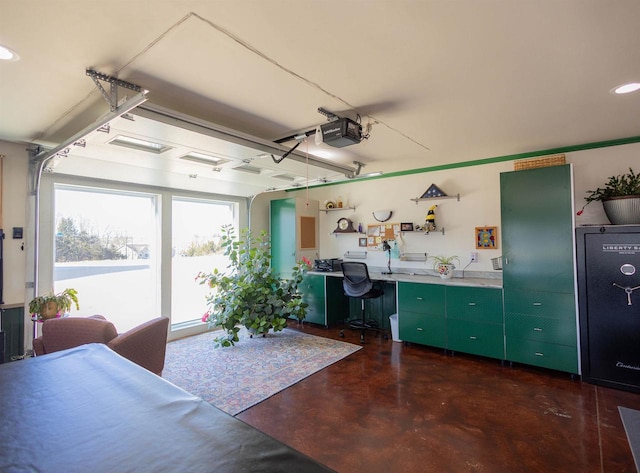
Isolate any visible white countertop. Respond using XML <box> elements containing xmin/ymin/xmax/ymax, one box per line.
<box><xmin>310</xmin><ymin>270</ymin><xmax>502</xmax><ymax>289</ymax></box>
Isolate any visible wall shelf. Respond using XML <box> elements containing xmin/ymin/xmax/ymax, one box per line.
<box><xmin>320</xmin><ymin>206</ymin><xmax>356</xmax><ymax>213</ymax></box>
<box><xmin>400</xmin><ymin>229</ymin><xmax>446</xmax><ymax>235</ymax></box>
<box><xmin>344</xmin><ymin>250</ymin><xmax>367</xmax><ymax>259</ymax></box>
<box><xmin>410</xmin><ymin>194</ymin><xmax>460</xmax><ymax>204</ymax></box>
<box><xmin>330</xmin><ymin>231</ymin><xmax>364</xmax><ymax>236</ymax></box>
<box><xmin>400</xmin><ymin>252</ymin><xmax>428</xmax><ymax>262</ymax></box>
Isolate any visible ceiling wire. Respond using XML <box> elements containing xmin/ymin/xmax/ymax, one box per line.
<box><xmin>34</xmin><ymin>10</ymin><xmax>430</xmax><ymax>152</ymax></box>
<box><xmin>188</xmin><ymin>12</ymin><xmax>431</xmax><ymax>152</ymax></box>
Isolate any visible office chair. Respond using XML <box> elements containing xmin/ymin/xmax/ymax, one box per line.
<box><xmin>339</xmin><ymin>261</ymin><xmax>386</xmax><ymax>343</ymax></box>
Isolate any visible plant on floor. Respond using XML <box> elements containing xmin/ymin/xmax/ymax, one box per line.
<box><xmin>197</xmin><ymin>225</ymin><xmax>310</xmax><ymax>347</ymax></box>
<box><xmin>28</xmin><ymin>288</ymin><xmax>80</xmax><ymax>321</ymax></box>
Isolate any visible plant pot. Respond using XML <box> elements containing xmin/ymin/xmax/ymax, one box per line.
<box><xmin>603</xmin><ymin>196</ymin><xmax>640</xmax><ymax>224</ymax></box>
<box><xmin>436</xmin><ymin>264</ymin><xmax>455</xmax><ymax>279</ymax></box>
<box><xmin>42</xmin><ymin>301</ymin><xmax>60</xmax><ymax>320</ymax></box>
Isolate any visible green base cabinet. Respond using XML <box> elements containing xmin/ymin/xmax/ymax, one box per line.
<box><xmin>300</xmin><ymin>274</ymin><xmax>326</xmax><ymax>325</ymax></box>
<box><xmin>297</xmin><ymin>274</ymin><xmax>351</xmax><ymax>327</ymax></box>
<box><xmin>446</xmin><ymin>286</ymin><xmax>504</xmax><ymax>360</ymax></box>
<box><xmin>1</xmin><ymin>307</ymin><xmax>24</xmax><ymax>361</ymax></box>
<box><xmin>500</xmin><ymin>165</ymin><xmax>578</xmax><ymax>374</ymax></box>
<box><xmin>398</xmin><ymin>282</ymin><xmax>446</xmax><ymax>349</ymax></box>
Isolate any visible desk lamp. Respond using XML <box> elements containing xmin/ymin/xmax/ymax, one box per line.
<box><xmin>382</xmin><ymin>240</ymin><xmax>392</xmax><ymax>275</ymax></box>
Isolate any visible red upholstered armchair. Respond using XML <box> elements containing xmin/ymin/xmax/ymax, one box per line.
<box><xmin>33</xmin><ymin>315</ymin><xmax>170</xmax><ymax>376</ymax></box>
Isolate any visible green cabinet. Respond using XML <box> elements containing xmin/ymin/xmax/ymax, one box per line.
<box><xmin>300</xmin><ymin>274</ymin><xmax>326</xmax><ymax>325</ymax></box>
<box><xmin>398</xmin><ymin>282</ymin><xmax>504</xmax><ymax>359</ymax></box>
<box><xmin>297</xmin><ymin>274</ymin><xmax>350</xmax><ymax>327</ymax></box>
<box><xmin>446</xmin><ymin>286</ymin><xmax>504</xmax><ymax>360</ymax></box>
<box><xmin>500</xmin><ymin>165</ymin><xmax>578</xmax><ymax>374</ymax></box>
<box><xmin>1</xmin><ymin>306</ymin><xmax>24</xmax><ymax>361</ymax></box>
<box><xmin>398</xmin><ymin>282</ymin><xmax>447</xmax><ymax>348</ymax></box>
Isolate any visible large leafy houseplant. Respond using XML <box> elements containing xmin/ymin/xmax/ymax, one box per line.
<box><xmin>197</xmin><ymin>225</ymin><xmax>310</xmax><ymax>347</ymax></box>
<box><xmin>28</xmin><ymin>288</ymin><xmax>79</xmax><ymax>321</ymax></box>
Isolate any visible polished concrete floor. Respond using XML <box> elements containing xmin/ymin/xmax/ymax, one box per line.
<box><xmin>237</xmin><ymin>323</ymin><xmax>640</xmax><ymax>473</ymax></box>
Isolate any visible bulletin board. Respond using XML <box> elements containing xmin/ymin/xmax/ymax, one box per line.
<box><xmin>367</xmin><ymin>223</ymin><xmax>400</xmax><ymax>250</ymax></box>
<box><xmin>299</xmin><ymin>216</ymin><xmax>317</xmax><ymax>249</ymax></box>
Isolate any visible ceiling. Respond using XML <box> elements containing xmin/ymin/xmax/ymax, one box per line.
<box><xmin>1</xmin><ymin>0</ymin><xmax>639</xmax><ymax>196</ymax></box>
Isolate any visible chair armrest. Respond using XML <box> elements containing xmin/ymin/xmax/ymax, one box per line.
<box><xmin>36</xmin><ymin>317</ymin><xmax>118</xmax><ymax>355</ymax></box>
<box><xmin>108</xmin><ymin>317</ymin><xmax>169</xmax><ymax>376</ymax></box>
<box><xmin>33</xmin><ymin>337</ymin><xmax>45</xmax><ymax>356</ymax></box>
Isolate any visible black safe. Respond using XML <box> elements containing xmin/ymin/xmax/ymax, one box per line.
<box><xmin>576</xmin><ymin>225</ymin><xmax>640</xmax><ymax>393</ymax></box>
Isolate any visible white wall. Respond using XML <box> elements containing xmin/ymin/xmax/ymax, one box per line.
<box><xmin>252</xmin><ymin>141</ymin><xmax>640</xmax><ymax>274</ymax></box>
<box><xmin>0</xmin><ymin>141</ymin><xmax>29</xmax><ymax>304</ymax></box>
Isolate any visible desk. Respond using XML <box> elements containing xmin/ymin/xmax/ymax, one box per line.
<box><xmin>0</xmin><ymin>344</ymin><xmax>335</xmax><ymax>473</ymax></box>
<box><xmin>307</xmin><ymin>270</ymin><xmax>502</xmax><ymax>331</ymax></box>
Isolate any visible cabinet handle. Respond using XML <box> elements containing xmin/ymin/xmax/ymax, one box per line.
<box><xmin>532</xmin><ymin>302</ymin><xmax>542</xmax><ymax>306</ymax></box>
<box><xmin>468</xmin><ymin>302</ymin><xmax>477</xmax><ymax>306</ymax></box>
<box><xmin>534</xmin><ymin>352</ymin><xmax>544</xmax><ymax>357</ymax></box>
<box><xmin>416</xmin><ymin>297</ymin><xmax>424</xmax><ymax>301</ymax></box>
<box><xmin>533</xmin><ymin>327</ymin><xmax>543</xmax><ymax>332</ymax></box>
<box><xmin>469</xmin><ymin>336</ymin><xmax>477</xmax><ymax>340</ymax></box>
<box><xmin>416</xmin><ymin>328</ymin><xmax>424</xmax><ymax>331</ymax></box>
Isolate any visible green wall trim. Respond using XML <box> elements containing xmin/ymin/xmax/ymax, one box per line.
<box><xmin>285</xmin><ymin>135</ymin><xmax>640</xmax><ymax>192</ymax></box>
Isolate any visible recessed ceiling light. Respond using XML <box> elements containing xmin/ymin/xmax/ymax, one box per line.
<box><xmin>0</xmin><ymin>44</ymin><xmax>19</xmax><ymax>61</ymax></box>
<box><xmin>108</xmin><ymin>135</ymin><xmax>172</xmax><ymax>153</ymax></box>
<box><xmin>180</xmin><ymin>152</ymin><xmax>229</xmax><ymax>166</ymax></box>
<box><xmin>611</xmin><ymin>82</ymin><xmax>640</xmax><ymax>94</ymax></box>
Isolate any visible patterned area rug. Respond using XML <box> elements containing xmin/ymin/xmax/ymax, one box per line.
<box><xmin>163</xmin><ymin>327</ymin><xmax>362</xmax><ymax>416</ymax></box>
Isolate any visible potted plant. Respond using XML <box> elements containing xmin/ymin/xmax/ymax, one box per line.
<box><xmin>431</xmin><ymin>255</ymin><xmax>460</xmax><ymax>279</ymax></box>
<box><xmin>197</xmin><ymin>225</ymin><xmax>310</xmax><ymax>347</ymax></box>
<box><xmin>581</xmin><ymin>167</ymin><xmax>640</xmax><ymax>224</ymax></box>
<box><xmin>28</xmin><ymin>288</ymin><xmax>80</xmax><ymax>321</ymax></box>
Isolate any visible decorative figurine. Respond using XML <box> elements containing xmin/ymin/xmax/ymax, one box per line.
<box><xmin>425</xmin><ymin>205</ymin><xmax>437</xmax><ymax>232</ymax></box>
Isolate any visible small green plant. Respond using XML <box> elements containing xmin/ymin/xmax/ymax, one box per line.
<box><xmin>430</xmin><ymin>255</ymin><xmax>460</xmax><ymax>269</ymax></box>
<box><xmin>28</xmin><ymin>288</ymin><xmax>79</xmax><ymax>321</ymax></box>
<box><xmin>197</xmin><ymin>225</ymin><xmax>310</xmax><ymax>348</ymax></box>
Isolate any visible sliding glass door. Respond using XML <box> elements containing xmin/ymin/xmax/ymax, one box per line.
<box><xmin>171</xmin><ymin>197</ymin><xmax>236</xmax><ymax>327</ymax></box>
<box><xmin>50</xmin><ymin>181</ymin><xmax>241</xmax><ymax>335</ymax></box>
<box><xmin>54</xmin><ymin>185</ymin><xmax>160</xmax><ymax>332</ymax></box>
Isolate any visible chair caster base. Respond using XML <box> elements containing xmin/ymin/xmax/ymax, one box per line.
<box><xmin>339</xmin><ymin>330</ymin><xmax>345</xmax><ymax>338</ymax></box>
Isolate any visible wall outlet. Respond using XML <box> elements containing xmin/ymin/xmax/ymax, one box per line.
<box><xmin>470</xmin><ymin>252</ymin><xmax>478</xmax><ymax>263</ymax></box>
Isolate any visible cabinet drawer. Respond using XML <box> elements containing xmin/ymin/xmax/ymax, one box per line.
<box><xmin>446</xmin><ymin>286</ymin><xmax>503</xmax><ymax>324</ymax></box>
<box><xmin>399</xmin><ymin>311</ymin><xmax>446</xmax><ymax>348</ymax></box>
<box><xmin>447</xmin><ymin>319</ymin><xmax>504</xmax><ymax>360</ymax></box>
<box><xmin>504</xmin><ymin>289</ymin><xmax>575</xmax><ymax>319</ymax></box>
<box><xmin>398</xmin><ymin>282</ymin><xmax>445</xmax><ymax>315</ymax></box>
<box><xmin>300</xmin><ymin>275</ymin><xmax>326</xmax><ymax>325</ymax></box>
<box><xmin>506</xmin><ymin>338</ymin><xmax>578</xmax><ymax>374</ymax></box>
<box><xmin>505</xmin><ymin>313</ymin><xmax>577</xmax><ymax>347</ymax></box>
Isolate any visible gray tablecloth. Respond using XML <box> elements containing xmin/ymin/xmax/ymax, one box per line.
<box><xmin>0</xmin><ymin>343</ymin><xmax>334</xmax><ymax>473</ymax></box>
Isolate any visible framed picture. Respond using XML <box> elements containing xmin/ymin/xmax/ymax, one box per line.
<box><xmin>400</xmin><ymin>222</ymin><xmax>414</xmax><ymax>232</ymax></box>
<box><xmin>475</xmin><ymin>226</ymin><xmax>498</xmax><ymax>249</ymax></box>
<box><xmin>358</xmin><ymin>237</ymin><xmax>367</xmax><ymax>247</ymax></box>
